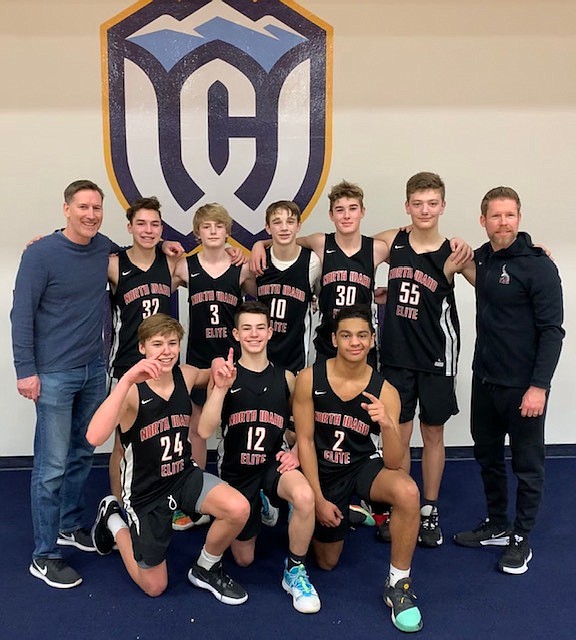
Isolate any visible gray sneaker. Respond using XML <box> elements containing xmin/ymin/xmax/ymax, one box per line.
<box><xmin>57</xmin><ymin>527</ymin><xmax>96</xmax><ymax>552</ymax></box>
<box><xmin>29</xmin><ymin>558</ymin><xmax>83</xmax><ymax>589</ymax></box>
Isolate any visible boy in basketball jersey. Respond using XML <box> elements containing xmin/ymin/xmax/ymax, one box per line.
<box><xmin>107</xmin><ymin>197</ymin><xmax>180</xmax><ymax>502</ymax></box>
<box><xmin>197</xmin><ymin>301</ymin><xmax>321</xmax><ymax>614</ymax></box>
<box><xmin>251</xmin><ymin>181</ymin><xmax>390</xmax><ymax>363</ymax></box>
<box><xmin>376</xmin><ymin>172</ymin><xmax>472</xmax><ymax>547</ymax></box>
<box><xmin>251</xmin><ymin>181</ymin><xmax>470</xmax><ymax>363</ymax></box>
<box><xmin>172</xmin><ymin>203</ymin><xmax>256</xmax><ymax>491</ymax></box>
<box><xmin>256</xmin><ymin>200</ymin><xmax>321</xmax><ymax>374</ymax></box>
<box><xmin>254</xmin><ymin>201</ymin><xmax>321</xmax><ymax>526</ymax></box>
<box><xmin>87</xmin><ymin>314</ymin><xmax>250</xmax><ymax>605</ymax></box>
<box><xmin>294</xmin><ymin>305</ymin><xmax>423</xmax><ymax>633</ymax></box>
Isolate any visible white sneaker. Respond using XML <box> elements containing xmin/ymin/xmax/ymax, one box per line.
<box><xmin>282</xmin><ymin>561</ymin><xmax>321</xmax><ymax>614</ymax></box>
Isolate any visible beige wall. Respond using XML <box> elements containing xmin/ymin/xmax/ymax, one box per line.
<box><xmin>1</xmin><ymin>0</ymin><xmax>574</xmax><ymax>454</ymax></box>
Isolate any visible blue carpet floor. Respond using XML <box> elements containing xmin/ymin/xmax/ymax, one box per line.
<box><xmin>1</xmin><ymin>457</ymin><xmax>574</xmax><ymax>640</ymax></box>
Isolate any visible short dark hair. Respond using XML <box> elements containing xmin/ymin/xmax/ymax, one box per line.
<box><xmin>265</xmin><ymin>200</ymin><xmax>301</xmax><ymax>225</ymax></box>
<box><xmin>137</xmin><ymin>314</ymin><xmax>184</xmax><ymax>343</ymax></box>
<box><xmin>64</xmin><ymin>180</ymin><xmax>104</xmax><ymax>204</ymax></box>
<box><xmin>333</xmin><ymin>304</ymin><xmax>374</xmax><ymax>333</ymax></box>
<box><xmin>480</xmin><ymin>186</ymin><xmax>521</xmax><ymax>217</ymax></box>
<box><xmin>126</xmin><ymin>196</ymin><xmax>162</xmax><ymax>223</ymax></box>
<box><xmin>406</xmin><ymin>172</ymin><xmax>445</xmax><ymax>201</ymax></box>
<box><xmin>234</xmin><ymin>300</ymin><xmax>270</xmax><ymax>327</ymax></box>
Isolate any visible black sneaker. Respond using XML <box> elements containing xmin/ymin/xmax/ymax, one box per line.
<box><xmin>188</xmin><ymin>561</ymin><xmax>248</xmax><ymax>605</ymax></box>
<box><xmin>92</xmin><ymin>495</ymin><xmax>123</xmax><ymax>556</ymax></box>
<box><xmin>383</xmin><ymin>577</ymin><xmax>423</xmax><ymax>633</ymax></box>
<box><xmin>454</xmin><ymin>518</ymin><xmax>511</xmax><ymax>548</ymax></box>
<box><xmin>376</xmin><ymin>510</ymin><xmax>392</xmax><ymax>543</ymax></box>
<box><xmin>499</xmin><ymin>534</ymin><xmax>533</xmax><ymax>575</ymax></box>
<box><xmin>418</xmin><ymin>505</ymin><xmax>443</xmax><ymax>547</ymax></box>
<box><xmin>349</xmin><ymin>504</ymin><xmax>375</xmax><ymax>529</ymax></box>
<box><xmin>57</xmin><ymin>527</ymin><xmax>95</xmax><ymax>552</ymax></box>
<box><xmin>29</xmin><ymin>558</ymin><xmax>83</xmax><ymax>589</ymax></box>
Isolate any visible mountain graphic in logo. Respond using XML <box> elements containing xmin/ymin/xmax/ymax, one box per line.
<box><xmin>128</xmin><ymin>5</ymin><xmax>307</xmax><ymax>73</ymax></box>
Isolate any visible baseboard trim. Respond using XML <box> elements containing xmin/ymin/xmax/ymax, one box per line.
<box><xmin>1</xmin><ymin>444</ymin><xmax>574</xmax><ymax>470</ymax></box>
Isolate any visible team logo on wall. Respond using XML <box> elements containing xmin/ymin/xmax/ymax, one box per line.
<box><xmin>102</xmin><ymin>0</ymin><xmax>333</xmax><ymax>250</ymax></box>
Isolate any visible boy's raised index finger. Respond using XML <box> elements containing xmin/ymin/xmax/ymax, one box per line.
<box><xmin>361</xmin><ymin>390</ymin><xmax>378</xmax><ymax>403</ymax></box>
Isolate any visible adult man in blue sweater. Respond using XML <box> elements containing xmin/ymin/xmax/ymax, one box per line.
<box><xmin>454</xmin><ymin>186</ymin><xmax>564</xmax><ymax>575</ymax></box>
<box><xmin>10</xmin><ymin>180</ymin><xmax>182</xmax><ymax>589</ymax></box>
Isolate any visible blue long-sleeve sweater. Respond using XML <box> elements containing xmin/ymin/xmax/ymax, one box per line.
<box><xmin>11</xmin><ymin>231</ymin><xmax>113</xmax><ymax>378</ymax></box>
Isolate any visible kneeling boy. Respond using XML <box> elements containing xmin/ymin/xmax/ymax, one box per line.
<box><xmin>198</xmin><ymin>301</ymin><xmax>321</xmax><ymax>614</ymax></box>
<box><xmin>294</xmin><ymin>306</ymin><xmax>423</xmax><ymax>633</ymax></box>
<box><xmin>87</xmin><ymin>314</ymin><xmax>249</xmax><ymax>604</ymax></box>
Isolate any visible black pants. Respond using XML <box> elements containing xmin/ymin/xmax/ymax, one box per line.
<box><xmin>471</xmin><ymin>375</ymin><xmax>547</xmax><ymax>537</ymax></box>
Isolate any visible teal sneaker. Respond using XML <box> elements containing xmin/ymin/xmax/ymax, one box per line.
<box><xmin>349</xmin><ymin>504</ymin><xmax>376</xmax><ymax>528</ymax></box>
<box><xmin>282</xmin><ymin>561</ymin><xmax>321</xmax><ymax>614</ymax></box>
<box><xmin>383</xmin><ymin>576</ymin><xmax>423</xmax><ymax>633</ymax></box>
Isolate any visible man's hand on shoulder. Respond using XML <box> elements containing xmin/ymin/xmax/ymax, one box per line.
<box><xmin>449</xmin><ymin>237</ymin><xmax>474</xmax><ymax>264</ymax></box>
<box><xmin>17</xmin><ymin>375</ymin><xmax>41</xmax><ymax>402</ymax></box>
<box><xmin>24</xmin><ymin>235</ymin><xmax>45</xmax><ymax>250</ymax></box>
<box><xmin>534</xmin><ymin>243</ymin><xmax>553</xmax><ymax>260</ymax></box>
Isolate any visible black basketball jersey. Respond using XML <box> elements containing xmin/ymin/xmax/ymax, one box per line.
<box><xmin>380</xmin><ymin>229</ymin><xmax>460</xmax><ymax>376</ymax></box>
<box><xmin>110</xmin><ymin>248</ymin><xmax>172</xmax><ymax>378</ymax></box>
<box><xmin>312</xmin><ymin>361</ymin><xmax>384</xmax><ymax>479</ymax></box>
<box><xmin>186</xmin><ymin>253</ymin><xmax>242</xmax><ymax>367</ymax></box>
<box><xmin>219</xmin><ymin>362</ymin><xmax>290</xmax><ymax>481</ymax></box>
<box><xmin>256</xmin><ymin>247</ymin><xmax>314</xmax><ymax>373</ymax></box>
<box><xmin>315</xmin><ymin>233</ymin><xmax>375</xmax><ymax>358</ymax></box>
<box><xmin>120</xmin><ymin>366</ymin><xmax>193</xmax><ymax>512</ymax></box>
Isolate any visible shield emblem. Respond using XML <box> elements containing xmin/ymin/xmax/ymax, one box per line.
<box><xmin>102</xmin><ymin>0</ymin><xmax>333</xmax><ymax>250</ymax></box>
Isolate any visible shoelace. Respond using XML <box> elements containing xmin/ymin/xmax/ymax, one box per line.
<box><xmin>396</xmin><ymin>581</ymin><xmax>417</xmax><ymax>605</ymax></box>
<box><xmin>421</xmin><ymin>513</ymin><xmax>438</xmax><ymax>530</ymax></box>
<box><xmin>291</xmin><ymin>567</ymin><xmax>314</xmax><ymax>595</ymax></box>
<box><xmin>213</xmin><ymin>563</ymin><xmax>235</xmax><ymax>588</ymax></box>
<box><xmin>511</xmin><ymin>534</ymin><xmax>525</xmax><ymax>548</ymax></box>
